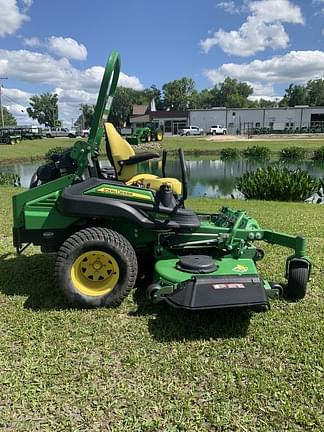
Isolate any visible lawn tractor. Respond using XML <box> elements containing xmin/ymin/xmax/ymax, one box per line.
<box><xmin>126</xmin><ymin>123</ymin><xmax>163</xmax><ymax>145</ymax></box>
<box><xmin>0</xmin><ymin>128</ymin><xmax>21</xmax><ymax>145</ymax></box>
<box><xmin>12</xmin><ymin>51</ymin><xmax>311</xmax><ymax>311</ymax></box>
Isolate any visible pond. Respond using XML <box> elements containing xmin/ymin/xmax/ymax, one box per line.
<box><xmin>2</xmin><ymin>158</ymin><xmax>323</xmax><ymax>198</ymax></box>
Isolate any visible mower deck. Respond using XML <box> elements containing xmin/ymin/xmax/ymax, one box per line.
<box><xmin>150</xmin><ymin>256</ymin><xmax>271</xmax><ymax>310</ymax></box>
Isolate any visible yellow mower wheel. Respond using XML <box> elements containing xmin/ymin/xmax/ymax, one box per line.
<box><xmin>155</xmin><ymin>129</ymin><xmax>163</xmax><ymax>141</ymax></box>
<box><xmin>55</xmin><ymin>227</ymin><xmax>138</xmax><ymax>307</ymax></box>
<box><xmin>71</xmin><ymin>250</ymin><xmax>120</xmax><ymax>297</ymax></box>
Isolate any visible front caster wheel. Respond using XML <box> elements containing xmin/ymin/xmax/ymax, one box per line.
<box><xmin>55</xmin><ymin>227</ymin><xmax>138</xmax><ymax>307</ymax></box>
<box><xmin>285</xmin><ymin>258</ymin><xmax>309</xmax><ymax>300</ymax></box>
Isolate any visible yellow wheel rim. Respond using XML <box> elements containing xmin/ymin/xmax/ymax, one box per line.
<box><xmin>71</xmin><ymin>250</ymin><xmax>119</xmax><ymax>297</ymax></box>
<box><xmin>156</xmin><ymin>131</ymin><xmax>163</xmax><ymax>141</ymax></box>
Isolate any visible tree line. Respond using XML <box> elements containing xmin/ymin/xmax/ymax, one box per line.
<box><xmin>4</xmin><ymin>77</ymin><xmax>324</xmax><ymax>128</ymax></box>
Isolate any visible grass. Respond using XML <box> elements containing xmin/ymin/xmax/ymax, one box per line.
<box><xmin>0</xmin><ymin>186</ymin><xmax>323</xmax><ymax>431</ymax></box>
<box><xmin>0</xmin><ymin>138</ymin><xmax>77</xmax><ymax>164</ymax></box>
<box><xmin>1</xmin><ymin>136</ymin><xmax>324</xmax><ymax>164</ymax></box>
<box><xmin>162</xmin><ymin>136</ymin><xmax>324</xmax><ymax>156</ymax></box>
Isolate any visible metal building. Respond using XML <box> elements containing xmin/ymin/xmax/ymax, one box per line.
<box><xmin>189</xmin><ymin>106</ymin><xmax>324</xmax><ymax>135</ymax></box>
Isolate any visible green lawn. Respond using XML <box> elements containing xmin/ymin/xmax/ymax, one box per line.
<box><xmin>163</xmin><ymin>136</ymin><xmax>324</xmax><ymax>156</ymax></box>
<box><xmin>0</xmin><ymin>186</ymin><xmax>323</xmax><ymax>431</ymax></box>
<box><xmin>0</xmin><ymin>138</ymin><xmax>78</xmax><ymax>164</ymax></box>
<box><xmin>1</xmin><ymin>136</ymin><xmax>324</xmax><ymax>164</ymax></box>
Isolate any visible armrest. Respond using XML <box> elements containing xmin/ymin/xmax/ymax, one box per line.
<box><xmin>118</xmin><ymin>152</ymin><xmax>159</xmax><ymax>167</ymax></box>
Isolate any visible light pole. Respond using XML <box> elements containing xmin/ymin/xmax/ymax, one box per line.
<box><xmin>0</xmin><ymin>77</ymin><xmax>8</xmax><ymax>127</ymax></box>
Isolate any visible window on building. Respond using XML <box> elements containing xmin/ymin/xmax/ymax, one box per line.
<box><xmin>269</xmin><ymin>122</ymin><xmax>274</xmax><ymax>128</ymax></box>
<box><xmin>255</xmin><ymin>122</ymin><xmax>260</xmax><ymax>128</ymax></box>
<box><xmin>164</xmin><ymin>120</ymin><xmax>172</xmax><ymax>133</ymax></box>
<box><xmin>228</xmin><ymin>122</ymin><xmax>234</xmax><ymax>128</ymax></box>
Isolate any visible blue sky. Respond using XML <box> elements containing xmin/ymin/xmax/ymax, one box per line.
<box><xmin>1</xmin><ymin>0</ymin><xmax>324</xmax><ymax>125</ymax></box>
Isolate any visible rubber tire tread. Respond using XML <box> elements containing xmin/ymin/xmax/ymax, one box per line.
<box><xmin>55</xmin><ymin>227</ymin><xmax>138</xmax><ymax>307</ymax></box>
<box><xmin>286</xmin><ymin>259</ymin><xmax>308</xmax><ymax>300</ymax></box>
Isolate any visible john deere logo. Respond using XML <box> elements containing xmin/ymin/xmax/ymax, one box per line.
<box><xmin>232</xmin><ymin>264</ymin><xmax>248</xmax><ymax>273</ymax></box>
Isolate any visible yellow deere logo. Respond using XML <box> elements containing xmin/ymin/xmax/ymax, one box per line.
<box><xmin>232</xmin><ymin>264</ymin><xmax>248</xmax><ymax>273</ymax></box>
<box><xmin>97</xmin><ymin>187</ymin><xmax>152</xmax><ymax>201</ymax></box>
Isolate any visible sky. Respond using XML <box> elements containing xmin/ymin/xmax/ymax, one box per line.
<box><xmin>1</xmin><ymin>0</ymin><xmax>324</xmax><ymax>126</ymax></box>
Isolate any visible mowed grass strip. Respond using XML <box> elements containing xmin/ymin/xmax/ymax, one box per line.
<box><xmin>0</xmin><ymin>186</ymin><xmax>323</xmax><ymax>431</ymax></box>
<box><xmin>0</xmin><ymin>138</ymin><xmax>78</xmax><ymax>164</ymax></box>
<box><xmin>1</xmin><ymin>136</ymin><xmax>324</xmax><ymax>164</ymax></box>
<box><xmin>162</xmin><ymin>136</ymin><xmax>324</xmax><ymax>155</ymax></box>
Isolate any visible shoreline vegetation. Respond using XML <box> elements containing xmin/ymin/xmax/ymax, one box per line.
<box><xmin>1</xmin><ymin>135</ymin><xmax>324</xmax><ymax>164</ymax></box>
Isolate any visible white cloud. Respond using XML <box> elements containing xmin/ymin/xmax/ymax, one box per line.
<box><xmin>200</xmin><ymin>0</ymin><xmax>304</xmax><ymax>56</ymax></box>
<box><xmin>0</xmin><ymin>49</ymin><xmax>144</xmax><ymax>125</ymax></box>
<box><xmin>248</xmin><ymin>0</ymin><xmax>303</xmax><ymax>23</ymax></box>
<box><xmin>21</xmin><ymin>0</ymin><xmax>33</xmax><ymax>11</ymax></box>
<box><xmin>0</xmin><ymin>0</ymin><xmax>29</xmax><ymax>37</ymax></box>
<box><xmin>205</xmin><ymin>50</ymin><xmax>324</xmax><ymax>84</ymax></box>
<box><xmin>216</xmin><ymin>1</ymin><xmax>239</xmax><ymax>14</ymax></box>
<box><xmin>313</xmin><ymin>0</ymin><xmax>324</xmax><ymax>15</ymax></box>
<box><xmin>246</xmin><ymin>81</ymin><xmax>276</xmax><ymax>97</ymax></box>
<box><xmin>48</xmin><ymin>36</ymin><xmax>88</xmax><ymax>61</ymax></box>
<box><xmin>23</xmin><ymin>36</ymin><xmax>41</xmax><ymax>47</ymax></box>
<box><xmin>205</xmin><ymin>50</ymin><xmax>324</xmax><ymax>98</ymax></box>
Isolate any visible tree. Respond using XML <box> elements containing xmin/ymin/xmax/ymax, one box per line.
<box><xmin>75</xmin><ymin>104</ymin><xmax>95</xmax><ymax>129</ymax></box>
<box><xmin>254</xmin><ymin>99</ymin><xmax>277</xmax><ymax>108</ymax></box>
<box><xmin>26</xmin><ymin>93</ymin><xmax>59</xmax><ymax>127</ymax></box>
<box><xmin>306</xmin><ymin>79</ymin><xmax>324</xmax><ymax>106</ymax></box>
<box><xmin>280</xmin><ymin>84</ymin><xmax>308</xmax><ymax>107</ymax></box>
<box><xmin>1</xmin><ymin>107</ymin><xmax>17</xmax><ymax>126</ymax></box>
<box><xmin>142</xmin><ymin>85</ymin><xmax>163</xmax><ymax>110</ymax></box>
<box><xmin>162</xmin><ymin>77</ymin><xmax>197</xmax><ymax>111</ymax></box>
<box><xmin>109</xmin><ymin>87</ymin><xmax>141</xmax><ymax>127</ymax></box>
<box><xmin>194</xmin><ymin>79</ymin><xmax>254</xmax><ymax>109</ymax></box>
<box><xmin>217</xmin><ymin>78</ymin><xmax>254</xmax><ymax>108</ymax></box>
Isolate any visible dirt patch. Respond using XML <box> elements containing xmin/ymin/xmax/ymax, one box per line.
<box><xmin>205</xmin><ymin>134</ymin><xmax>247</xmax><ymax>141</ymax></box>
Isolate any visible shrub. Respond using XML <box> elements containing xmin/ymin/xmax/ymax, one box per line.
<box><xmin>312</xmin><ymin>146</ymin><xmax>324</xmax><ymax>161</ymax></box>
<box><xmin>280</xmin><ymin>147</ymin><xmax>306</xmax><ymax>161</ymax></box>
<box><xmin>242</xmin><ymin>146</ymin><xmax>271</xmax><ymax>160</ymax></box>
<box><xmin>220</xmin><ymin>148</ymin><xmax>240</xmax><ymax>160</ymax></box>
<box><xmin>236</xmin><ymin>166</ymin><xmax>321</xmax><ymax>201</ymax></box>
<box><xmin>45</xmin><ymin>146</ymin><xmax>70</xmax><ymax>162</ymax></box>
<box><xmin>0</xmin><ymin>172</ymin><xmax>21</xmax><ymax>187</ymax></box>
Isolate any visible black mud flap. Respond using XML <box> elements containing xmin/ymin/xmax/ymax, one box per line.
<box><xmin>164</xmin><ymin>275</ymin><xmax>269</xmax><ymax>311</ymax></box>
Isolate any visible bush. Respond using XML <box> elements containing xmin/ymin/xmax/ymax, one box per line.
<box><xmin>220</xmin><ymin>148</ymin><xmax>240</xmax><ymax>160</ymax></box>
<box><xmin>242</xmin><ymin>146</ymin><xmax>271</xmax><ymax>160</ymax></box>
<box><xmin>45</xmin><ymin>146</ymin><xmax>70</xmax><ymax>162</ymax></box>
<box><xmin>312</xmin><ymin>146</ymin><xmax>324</xmax><ymax>161</ymax></box>
<box><xmin>236</xmin><ymin>166</ymin><xmax>321</xmax><ymax>201</ymax></box>
<box><xmin>0</xmin><ymin>172</ymin><xmax>21</xmax><ymax>187</ymax></box>
<box><xmin>280</xmin><ymin>147</ymin><xmax>306</xmax><ymax>161</ymax></box>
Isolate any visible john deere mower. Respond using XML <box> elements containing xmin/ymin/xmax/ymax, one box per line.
<box><xmin>12</xmin><ymin>51</ymin><xmax>311</xmax><ymax>311</ymax></box>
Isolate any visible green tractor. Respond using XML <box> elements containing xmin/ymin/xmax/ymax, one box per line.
<box><xmin>12</xmin><ymin>51</ymin><xmax>311</xmax><ymax>311</ymax></box>
<box><xmin>0</xmin><ymin>128</ymin><xmax>21</xmax><ymax>145</ymax></box>
<box><xmin>126</xmin><ymin>123</ymin><xmax>163</xmax><ymax>145</ymax></box>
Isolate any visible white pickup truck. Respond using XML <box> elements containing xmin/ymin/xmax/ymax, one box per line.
<box><xmin>179</xmin><ymin>125</ymin><xmax>204</xmax><ymax>136</ymax></box>
<box><xmin>43</xmin><ymin>127</ymin><xmax>77</xmax><ymax>138</ymax></box>
<box><xmin>207</xmin><ymin>125</ymin><xmax>227</xmax><ymax>135</ymax></box>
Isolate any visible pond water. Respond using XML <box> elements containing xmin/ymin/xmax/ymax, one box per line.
<box><xmin>2</xmin><ymin>158</ymin><xmax>323</xmax><ymax>198</ymax></box>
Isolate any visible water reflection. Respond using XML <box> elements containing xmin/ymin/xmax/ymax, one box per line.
<box><xmin>1</xmin><ymin>158</ymin><xmax>323</xmax><ymax>198</ymax></box>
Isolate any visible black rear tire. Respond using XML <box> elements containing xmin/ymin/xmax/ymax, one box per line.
<box><xmin>55</xmin><ymin>227</ymin><xmax>138</xmax><ymax>307</ymax></box>
<box><xmin>286</xmin><ymin>259</ymin><xmax>309</xmax><ymax>300</ymax></box>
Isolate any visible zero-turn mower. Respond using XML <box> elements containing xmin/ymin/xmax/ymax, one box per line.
<box><xmin>12</xmin><ymin>51</ymin><xmax>311</xmax><ymax>311</ymax></box>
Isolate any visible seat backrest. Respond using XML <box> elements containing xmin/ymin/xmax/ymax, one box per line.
<box><xmin>104</xmin><ymin>123</ymin><xmax>137</xmax><ymax>181</ymax></box>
